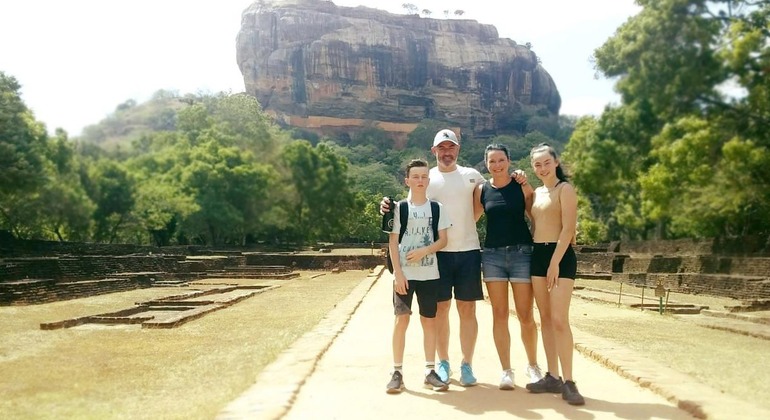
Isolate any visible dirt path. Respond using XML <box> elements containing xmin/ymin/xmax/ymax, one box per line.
<box><xmin>221</xmin><ymin>269</ymin><xmax>770</xmax><ymax>419</ymax></box>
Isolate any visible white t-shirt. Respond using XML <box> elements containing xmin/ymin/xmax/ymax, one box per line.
<box><xmin>392</xmin><ymin>200</ymin><xmax>452</xmax><ymax>281</ymax></box>
<box><xmin>424</xmin><ymin>165</ymin><xmax>484</xmax><ymax>252</ymax></box>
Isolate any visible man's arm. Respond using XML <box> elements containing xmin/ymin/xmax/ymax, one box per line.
<box><xmin>473</xmin><ymin>183</ymin><xmax>484</xmax><ymax>222</ymax></box>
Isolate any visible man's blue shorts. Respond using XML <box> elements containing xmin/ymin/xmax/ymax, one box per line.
<box><xmin>436</xmin><ymin>250</ymin><xmax>483</xmax><ymax>302</ymax></box>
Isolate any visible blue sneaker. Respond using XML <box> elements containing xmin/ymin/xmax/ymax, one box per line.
<box><xmin>460</xmin><ymin>362</ymin><xmax>477</xmax><ymax>387</ymax></box>
<box><xmin>437</xmin><ymin>360</ymin><xmax>452</xmax><ymax>383</ymax></box>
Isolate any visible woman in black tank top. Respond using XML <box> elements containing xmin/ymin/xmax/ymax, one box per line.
<box><xmin>473</xmin><ymin>144</ymin><xmax>544</xmax><ymax>389</ymax></box>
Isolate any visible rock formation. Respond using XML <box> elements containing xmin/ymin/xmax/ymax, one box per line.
<box><xmin>236</xmin><ymin>0</ymin><xmax>561</xmax><ymax>140</ymax></box>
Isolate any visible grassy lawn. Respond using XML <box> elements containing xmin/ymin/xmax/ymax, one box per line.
<box><xmin>568</xmin><ymin>280</ymin><xmax>770</xmax><ymax>411</ymax></box>
<box><xmin>0</xmin><ymin>270</ymin><xmax>367</xmax><ymax>419</ymax></box>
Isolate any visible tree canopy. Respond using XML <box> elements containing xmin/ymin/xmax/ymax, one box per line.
<box><xmin>567</xmin><ymin>0</ymin><xmax>770</xmax><ymax>241</ymax></box>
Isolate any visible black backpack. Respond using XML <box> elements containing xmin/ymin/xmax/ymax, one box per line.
<box><xmin>386</xmin><ymin>200</ymin><xmax>440</xmax><ymax>273</ymax></box>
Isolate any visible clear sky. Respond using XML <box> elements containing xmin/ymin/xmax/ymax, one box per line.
<box><xmin>0</xmin><ymin>0</ymin><xmax>639</xmax><ymax>136</ymax></box>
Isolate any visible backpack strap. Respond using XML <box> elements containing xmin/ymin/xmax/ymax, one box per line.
<box><xmin>397</xmin><ymin>200</ymin><xmax>409</xmax><ymax>243</ymax></box>
<box><xmin>430</xmin><ymin>201</ymin><xmax>440</xmax><ymax>242</ymax></box>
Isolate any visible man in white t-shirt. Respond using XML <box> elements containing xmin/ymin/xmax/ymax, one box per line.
<box><xmin>383</xmin><ymin>129</ymin><xmax>485</xmax><ymax>386</ymax></box>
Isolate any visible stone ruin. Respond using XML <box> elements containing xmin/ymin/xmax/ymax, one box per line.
<box><xmin>576</xmin><ymin>237</ymin><xmax>770</xmax><ymax>310</ymax></box>
<box><xmin>0</xmin><ymin>238</ymin><xmax>382</xmax><ymax>306</ymax></box>
<box><xmin>2</xmin><ymin>236</ymin><xmax>768</xmax><ymax>312</ymax></box>
<box><xmin>40</xmin><ymin>284</ymin><xmax>278</xmax><ymax>330</ymax></box>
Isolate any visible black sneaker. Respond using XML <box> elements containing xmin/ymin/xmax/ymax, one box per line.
<box><xmin>525</xmin><ymin>372</ymin><xmax>563</xmax><ymax>393</ymax></box>
<box><xmin>424</xmin><ymin>369</ymin><xmax>449</xmax><ymax>391</ymax></box>
<box><xmin>386</xmin><ymin>371</ymin><xmax>404</xmax><ymax>394</ymax></box>
<box><xmin>562</xmin><ymin>380</ymin><xmax>585</xmax><ymax>405</ymax></box>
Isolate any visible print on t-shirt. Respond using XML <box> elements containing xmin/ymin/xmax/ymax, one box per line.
<box><xmin>402</xmin><ymin>210</ymin><xmax>435</xmax><ymax>268</ymax></box>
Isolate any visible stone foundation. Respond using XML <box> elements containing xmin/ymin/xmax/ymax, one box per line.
<box><xmin>575</xmin><ymin>238</ymin><xmax>770</xmax><ymax>302</ymax></box>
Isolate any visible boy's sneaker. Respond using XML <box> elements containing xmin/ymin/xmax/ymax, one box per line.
<box><xmin>499</xmin><ymin>369</ymin><xmax>514</xmax><ymax>390</ymax></box>
<box><xmin>424</xmin><ymin>370</ymin><xmax>449</xmax><ymax>391</ymax></box>
<box><xmin>437</xmin><ymin>360</ymin><xmax>452</xmax><ymax>383</ymax></box>
<box><xmin>562</xmin><ymin>380</ymin><xmax>585</xmax><ymax>405</ymax></box>
<box><xmin>459</xmin><ymin>361</ymin><xmax>477</xmax><ymax>387</ymax></box>
<box><xmin>526</xmin><ymin>364</ymin><xmax>544</xmax><ymax>383</ymax></box>
<box><xmin>386</xmin><ymin>371</ymin><xmax>404</xmax><ymax>394</ymax></box>
<box><xmin>525</xmin><ymin>372</ymin><xmax>563</xmax><ymax>393</ymax></box>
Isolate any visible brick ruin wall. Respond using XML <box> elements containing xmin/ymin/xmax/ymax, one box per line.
<box><xmin>1</xmin><ymin>236</ymin><xmax>768</xmax><ymax>304</ymax></box>
<box><xmin>577</xmin><ymin>236</ymin><xmax>770</xmax><ymax>301</ymax></box>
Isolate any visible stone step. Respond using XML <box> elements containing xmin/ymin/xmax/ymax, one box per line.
<box><xmin>612</xmin><ymin>272</ymin><xmax>770</xmax><ymax>301</ymax></box>
<box><xmin>576</xmin><ymin>272</ymin><xmax>612</xmax><ymax>281</ymax></box>
<box><xmin>614</xmin><ymin>255</ymin><xmax>770</xmax><ymax>277</ymax></box>
<box><xmin>205</xmin><ymin>272</ymin><xmax>300</xmax><ymax>280</ymax></box>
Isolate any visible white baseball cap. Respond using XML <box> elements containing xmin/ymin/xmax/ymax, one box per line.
<box><xmin>432</xmin><ymin>129</ymin><xmax>459</xmax><ymax>147</ymax></box>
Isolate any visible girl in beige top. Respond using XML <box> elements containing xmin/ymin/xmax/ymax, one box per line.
<box><xmin>524</xmin><ymin>143</ymin><xmax>585</xmax><ymax>406</ymax></box>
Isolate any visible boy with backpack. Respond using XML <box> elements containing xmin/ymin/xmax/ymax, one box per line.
<box><xmin>386</xmin><ymin>158</ymin><xmax>452</xmax><ymax>394</ymax></box>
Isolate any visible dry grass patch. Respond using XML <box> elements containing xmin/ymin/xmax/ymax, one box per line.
<box><xmin>568</xmin><ymin>293</ymin><xmax>770</xmax><ymax>411</ymax></box>
<box><xmin>0</xmin><ymin>270</ymin><xmax>367</xmax><ymax>419</ymax></box>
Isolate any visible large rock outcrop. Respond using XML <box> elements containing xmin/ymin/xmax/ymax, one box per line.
<box><xmin>236</xmin><ymin>0</ymin><xmax>561</xmax><ymax>140</ymax></box>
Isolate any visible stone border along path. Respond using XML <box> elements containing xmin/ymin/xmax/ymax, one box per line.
<box><xmin>217</xmin><ymin>269</ymin><xmax>380</xmax><ymax>419</ymax></box>
<box><xmin>218</xmin><ymin>267</ymin><xmax>770</xmax><ymax>419</ymax></box>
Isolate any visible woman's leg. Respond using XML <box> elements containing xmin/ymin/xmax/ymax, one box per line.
<box><xmin>531</xmin><ymin>276</ymin><xmax>558</xmax><ymax>376</ymax></box>
<box><xmin>486</xmin><ymin>281</ymin><xmax>511</xmax><ymax>370</ymax></box>
<box><xmin>550</xmin><ymin>278</ymin><xmax>575</xmax><ymax>381</ymax></box>
<box><xmin>512</xmin><ymin>282</ymin><xmax>538</xmax><ymax>366</ymax></box>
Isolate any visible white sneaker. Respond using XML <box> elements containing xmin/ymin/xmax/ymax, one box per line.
<box><xmin>499</xmin><ymin>369</ymin><xmax>514</xmax><ymax>390</ymax></box>
<box><xmin>526</xmin><ymin>364</ymin><xmax>544</xmax><ymax>384</ymax></box>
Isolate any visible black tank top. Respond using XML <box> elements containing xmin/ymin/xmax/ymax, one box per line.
<box><xmin>480</xmin><ymin>181</ymin><xmax>533</xmax><ymax>247</ymax></box>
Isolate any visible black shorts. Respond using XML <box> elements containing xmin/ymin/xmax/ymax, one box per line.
<box><xmin>531</xmin><ymin>243</ymin><xmax>577</xmax><ymax>280</ymax></box>
<box><xmin>436</xmin><ymin>250</ymin><xmax>483</xmax><ymax>302</ymax></box>
<box><xmin>393</xmin><ymin>279</ymin><xmax>440</xmax><ymax>318</ymax></box>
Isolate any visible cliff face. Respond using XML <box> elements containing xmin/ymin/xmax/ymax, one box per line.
<box><xmin>236</xmin><ymin>0</ymin><xmax>561</xmax><ymax>139</ymax></box>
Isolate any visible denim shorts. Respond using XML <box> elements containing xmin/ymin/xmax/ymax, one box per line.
<box><xmin>482</xmin><ymin>245</ymin><xmax>532</xmax><ymax>283</ymax></box>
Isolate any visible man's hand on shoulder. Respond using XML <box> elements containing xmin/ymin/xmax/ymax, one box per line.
<box><xmin>511</xmin><ymin>170</ymin><xmax>528</xmax><ymax>185</ymax></box>
<box><xmin>379</xmin><ymin>196</ymin><xmax>391</xmax><ymax>215</ymax></box>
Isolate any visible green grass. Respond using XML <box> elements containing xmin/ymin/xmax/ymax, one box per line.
<box><xmin>568</xmin><ymin>282</ymin><xmax>770</xmax><ymax>411</ymax></box>
<box><xmin>0</xmin><ymin>271</ymin><xmax>366</xmax><ymax>419</ymax></box>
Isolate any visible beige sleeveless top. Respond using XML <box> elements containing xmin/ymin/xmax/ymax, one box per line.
<box><xmin>531</xmin><ymin>183</ymin><xmax>574</xmax><ymax>243</ymax></box>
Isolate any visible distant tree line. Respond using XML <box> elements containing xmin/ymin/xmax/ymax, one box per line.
<box><xmin>401</xmin><ymin>3</ymin><xmax>464</xmax><ymax>18</ymax></box>
<box><xmin>0</xmin><ymin>71</ymin><xmax>568</xmax><ymax>246</ymax></box>
<box><xmin>0</xmin><ymin>77</ymin><xmax>374</xmax><ymax>246</ymax></box>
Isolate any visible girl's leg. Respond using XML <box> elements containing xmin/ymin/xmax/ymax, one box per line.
<box><xmin>531</xmin><ymin>276</ymin><xmax>558</xmax><ymax>376</ymax></box>
<box><xmin>549</xmin><ymin>278</ymin><xmax>575</xmax><ymax>381</ymax></box>
<box><xmin>486</xmin><ymin>281</ymin><xmax>511</xmax><ymax>370</ymax></box>
<box><xmin>512</xmin><ymin>282</ymin><xmax>538</xmax><ymax>366</ymax></box>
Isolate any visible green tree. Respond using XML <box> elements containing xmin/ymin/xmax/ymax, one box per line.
<box><xmin>181</xmin><ymin>139</ymin><xmax>272</xmax><ymax>245</ymax></box>
<box><xmin>282</xmin><ymin>140</ymin><xmax>356</xmax><ymax>242</ymax></box>
<box><xmin>405</xmin><ymin>119</ymin><xmax>448</xmax><ymax>150</ymax></box>
<box><xmin>580</xmin><ymin>0</ymin><xmax>770</xmax><ymax>239</ymax></box>
<box><xmin>84</xmin><ymin>160</ymin><xmax>135</xmax><ymax>243</ymax></box>
<box><xmin>36</xmin><ymin>131</ymin><xmax>95</xmax><ymax>241</ymax></box>
<box><xmin>0</xmin><ymin>72</ymin><xmax>46</xmax><ymax>198</ymax></box>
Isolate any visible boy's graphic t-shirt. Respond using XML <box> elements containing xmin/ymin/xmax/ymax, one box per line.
<box><xmin>392</xmin><ymin>200</ymin><xmax>452</xmax><ymax>281</ymax></box>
